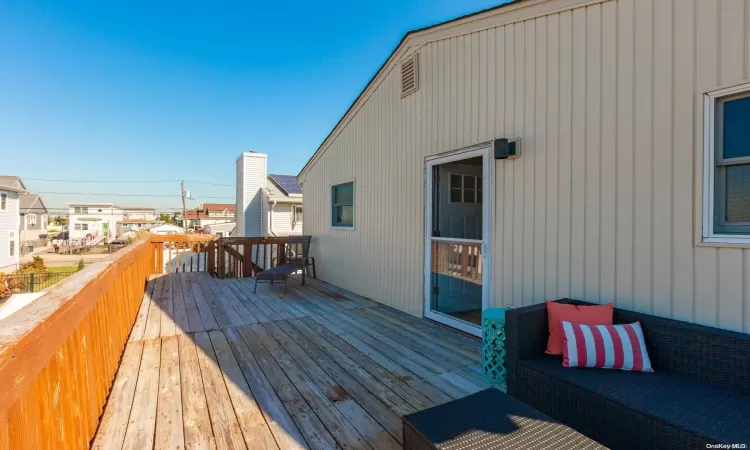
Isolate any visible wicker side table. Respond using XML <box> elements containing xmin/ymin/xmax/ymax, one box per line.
<box><xmin>402</xmin><ymin>388</ymin><xmax>604</xmax><ymax>449</ymax></box>
<box><xmin>481</xmin><ymin>308</ymin><xmax>508</xmax><ymax>384</ymax></box>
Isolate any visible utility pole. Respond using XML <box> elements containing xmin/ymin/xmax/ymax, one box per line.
<box><xmin>181</xmin><ymin>181</ymin><xmax>188</xmax><ymax>234</ymax></box>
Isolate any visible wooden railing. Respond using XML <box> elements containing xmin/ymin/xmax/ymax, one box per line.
<box><xmin>431</xmin><ymin>240</ymin><xmax>483</xmax><ymax>284</ymax></box>
<box><xmin>212</xmin><ymin>236</ymin><xmax>288</xmax><ymax>278</ymax></box>
<box><xmin>0</xmin><ymin>237</ymin><xmax>154</xmax><ymax>449</ymax></box>
<box><xmin>0</xmin><ymin>234</ymin><xmax>298</xmax><ymax>449</ymax></box>
<box><xmin>149</xmin><ymin>234</ymin><xmax>217</xmax><ymax>274</ymax></box>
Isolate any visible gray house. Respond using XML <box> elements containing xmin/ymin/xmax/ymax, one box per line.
<box><xmin>0</xmin><ymin>176</ymin><xmax>50</xmax><ymax>253</ymax></box>
<box><xmin>19</xmin><ymin>193</ymin><xmax>49</xmax><ymax>250</ymax></box>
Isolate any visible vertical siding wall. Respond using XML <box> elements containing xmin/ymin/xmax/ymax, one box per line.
<box><xmin>302</xmin><ymin>0</ymin><xmax>750</xmax><ymax>333</ymax></box>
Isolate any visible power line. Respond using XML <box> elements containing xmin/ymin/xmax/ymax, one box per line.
<box><xmin>35</xmin><ymin>191</ymin><xmax>235</xmax><ymax>199</ymax></box>
<box><xmin>24</xmin><ymin>178</ymin><xmax>235</xmax><ymax>187</ymax></box>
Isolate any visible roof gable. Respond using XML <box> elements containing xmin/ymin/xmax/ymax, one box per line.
<box><xmin>296</xmin><ymin>0</ymin><xmax>577</xmax><ymax>180</ymax></box>
<box><xmin>0</xmin><ymin>176</ymin><xmax>26</xmax><ymax>190</ymax></box>
<box><xmin>19</xmin><ymin>194</ymin><xmax>48</xmax><ymax>213</ymax></box>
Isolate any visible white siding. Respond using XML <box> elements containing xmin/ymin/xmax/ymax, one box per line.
<box><xmin>68</xmin><ymin>205</ymin><xmax>123</xmax><ymax>241</ymax></box>
<box><xmin>268</xmin><ymin>203</ymin><xmax>303</xmax><ymax>237</ymax></box>
<box><xmin>300</xmin><ymin>0</ymin><xmax>750</xmax><ymax>333</ymax></box>
<box><xmin>236</xmin><ymin>152</ymin><xmax>268</xmax><ymax>237</ymax></box>
<box><xmin>0</xmin><ymin>191</ymin><xmax>20</xmax><ymax>271</ymax></box>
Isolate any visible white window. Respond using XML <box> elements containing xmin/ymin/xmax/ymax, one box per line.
<box><xmin>9</xmin><ymin>232</ymin><xmax>14</xmax><ymax>256</ymax></box>
<box><xmin>332</xmin><ymin>182</ymin><xmax>354</xmax><ymax>228</ymax></box>
<box><xmin>293</xmin><ymin>206</ymin><xmax>303</xmax><ymax>224</ymax></box>
<box><xmin>703</xmin><ymin>83</ymin><xmax>750</xmax><ymax>244</ymax></box>
<box><xmin>1</xmin><ymin>194</ymin><xmax>6</xmax><ymax>210</ymax></box>
<box><xmin>450</xmin><ymin>174</ymin><xmax>482</xmax><ymax>204</ymax></box>
<box><xmin>27</xmin><ymin>213</ymin><xmax>36</xmax><ymax>225</ymax></box>
<box><xmin>75</xmin><ymin>223</ymin><xmax>89</xmax><ymax>231</ymax></box>
<box><xmin>74</xmin><ymin>206</ymin><xmax>89</xmax><ymax>214</ymax></box>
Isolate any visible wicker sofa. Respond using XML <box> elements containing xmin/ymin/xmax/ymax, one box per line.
<box><xmin>505</xmin><ymin>299</ymin><xmax>750</xmax><ymax>449</ymax></box>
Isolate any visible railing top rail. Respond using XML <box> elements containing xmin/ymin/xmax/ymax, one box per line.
<box><xmin>218</xmin><ymin>236</ymin><xmax>290</xmax><ymax>244</ymax></box>
<box><xmin>149</xmin><ymin>234</ymin><xmax>217</xmax><ymax>243</ymax></box>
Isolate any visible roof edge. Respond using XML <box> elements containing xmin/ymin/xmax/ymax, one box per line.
<box><xmin>297</xmin><ymin>0</ymin><xmax>530</xmax><ymax>181</ymax></box>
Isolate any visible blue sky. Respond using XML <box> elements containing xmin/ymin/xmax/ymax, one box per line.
<box><xmin>0</xmin><ymin>0</ymin><xmax>501</xmax><ymax>213</ymax></box>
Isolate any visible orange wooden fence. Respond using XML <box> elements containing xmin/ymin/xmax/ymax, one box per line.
<box><xmin>0</xmin><ymin>238</ymin><xmax>154</xmax><ymax>449</ymax></box>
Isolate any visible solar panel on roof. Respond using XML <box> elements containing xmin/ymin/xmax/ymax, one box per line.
<box><xmin>268</xmin><ymin>174</ymin><xmax>302</xmax><ymax>196</ymax></box>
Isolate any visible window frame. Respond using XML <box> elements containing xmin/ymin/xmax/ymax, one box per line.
<box><xmin>9</xmin><ymin>231</ymin><xmax>14</xmax><ymax>257</ymax></box>
<box><xmin>293</xmin><ymin>205</ymin><xmax>303</xmax><ymax>225</ymax></box>
<box><xmin>27</xmin><ymin>213</ymin><xmax>37</xmax><ymax>225</ymax></box>
<box><xmin>331</xmin><ymin>180</ymin><xmax>355</xmax><ymax>229</ymax></box>
<box><xmin>74</xmin><ymin>206</ymin><xmax>89</xmax><ymax>215</ymax></box>
<box><xmin>703</xmin><ymin>82</ymin><xmax>750</xmax><ymax>245</ymax></box>
<box><xmin>1</xmin><ymin>193</ymin><xmax>6</xmax><ymax>210</ymax></box>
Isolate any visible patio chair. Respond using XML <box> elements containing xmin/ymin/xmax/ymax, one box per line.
<box><xmin>253</xmin><ymin>235</ymin><xmax>316</xmax><ymax>294</ymax></box>
<box><xmin>283</xmin><ymin>235</ymin><xmax>316</xmax><ymax>285</ymax></box>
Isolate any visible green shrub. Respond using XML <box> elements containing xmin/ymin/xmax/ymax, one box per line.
<box><xmin>0</xmin><ymin>273</ymin><xmax>10</xmax><ymax>300</ymax></box>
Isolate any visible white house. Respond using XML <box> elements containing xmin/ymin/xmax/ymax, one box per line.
<box><xmin>0</xmin><ymin>183</ymin><xmax>22</xmax><ymax>272</ymax></box>
<box><xmin>122</xmin><ymin>207</ymin><xmax>157</xmax><ymax>221</ymax></box>
<box><xmin>236</xmin><ymin>152</ymin><xmax>303</xmax><ymax>238</ymax></box>
<box><xmin>117</xmin><ymin>207</ymin><xmax>160</xmax><ymax>234</ymax></box>
<box><xmin>68</xmin><ymin>203</ymin><xmax>124</xmax><ymax>243</ymax></box>
<box><xmin>298</xmin><ymin>0</ymin><xmax>750</xmax><ymax>336</ymax></box>
<box><xmin>150</xmin><ymin>223</ymin><xmax>185</xmax><ymax>235</ymax></box>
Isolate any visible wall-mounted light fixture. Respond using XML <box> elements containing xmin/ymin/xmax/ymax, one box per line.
<box><xmin>493</xmin><ymin>138</ymin><xmax>521</xmax><ymax>160</ymax></box>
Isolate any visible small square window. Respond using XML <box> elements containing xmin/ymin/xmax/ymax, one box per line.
<box><xmin>0</xmin><ymin>194</ymin><xmax>6</xmax><ymax>210</ymax></box>
<box><xmin>332</xmin><ymin>182</ymin><xmax>354</xmax><ymax>228</ymax></box>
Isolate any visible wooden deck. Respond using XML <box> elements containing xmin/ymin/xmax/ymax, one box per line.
<box><xmin>91</xmin><ymin>272</ymin><xmax>498</xmax><ymax>450</ymax></box>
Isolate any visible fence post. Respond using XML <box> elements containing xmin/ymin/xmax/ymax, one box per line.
<box><xmin>30</xmin><ymin>273</ymin><xmax>35</xmax><ymax>293</ymax></box>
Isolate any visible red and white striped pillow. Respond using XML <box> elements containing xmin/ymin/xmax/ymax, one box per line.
<box><xmin>560</xmin><ymin>321</ymin><xmax>654</xmax><ymax>372</ymax></box>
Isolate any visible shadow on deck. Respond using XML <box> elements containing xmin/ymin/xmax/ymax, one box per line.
<box><xmin>91</xmin><ymin>273</ymin><xmax>497</xmax><ymax>449</ymax></box>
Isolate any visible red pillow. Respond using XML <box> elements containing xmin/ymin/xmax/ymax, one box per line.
<box><xmin>545</xmin><ymin>300</ymin><xmax>613</xmax><ymax>355</ymax></box>
<box><xmin>561</xmin><ymin>321</ymin><xmax>653</xmax><ymax>372</ymax></box>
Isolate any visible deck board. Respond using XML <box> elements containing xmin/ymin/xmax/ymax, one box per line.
<box><xmin>93</xmin><ymin>273</ymin><xmax>489</xmax><ymax>449</ymax></box>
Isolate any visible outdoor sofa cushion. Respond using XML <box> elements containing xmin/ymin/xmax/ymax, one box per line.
<box><xmin>545</xmin><ymin>300</ymin><xmax>613</xmax><ymax>355</ymax></box>
<box><xmin>560</xmin><ymin>321</ymin><xmax>654</xmax><ymax>372</ymax></box>
<box><xmin>519</xmin><ymin>355</ymin><xmax>750</xmax><ymax>445</ymax></box>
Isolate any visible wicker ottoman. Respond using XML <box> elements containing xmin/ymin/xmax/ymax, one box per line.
<box><xmin>402</xmin><ymin>388</ymin><xmax>605</xmax><ymax>449</ymax></box>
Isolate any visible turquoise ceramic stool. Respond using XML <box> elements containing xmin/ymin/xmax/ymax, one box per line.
<box><xmin>481</xmin><ymin>308</ymin><xmax>509</xmax><ymax>384</ymax></box>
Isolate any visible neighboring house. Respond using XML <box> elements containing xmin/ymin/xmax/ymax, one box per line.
<box><xmin>19</xmin><ymin>194</ymin><xmax>49</xmax><ymax>251</ymax></box>
<box><xmin>117</xmin><ymin>218</ymin><xmax>163</xmax><ymax>235</ymax></box>
<box><xmin>0</xmin><ymin>176</ymin><xmax>49</xmax><ymax>252</ymax></box>
<box><xmin>0</xmin><ymin>184</ymin><xmax>22</xmax><ymax>272</ymax></box>
<box><xmin>68</xmin><ymin>203</ymin><xmax>124</xmax><ymax>243</ymax></box>
<box><xmin>117</xmin><ymin>207</ymin><xmax>160</xmax><ymax>235</ymax></box>
<box><xmin>181</xmin><ymin>203</ymin><xmax>236</xmax><ymax>230</ymax></box>
<box><xmin>297</xmin><ymin>0</ymin><xmax>750</xmax><ymax>337</ymax></box>
<box><xmin>236</xmin><ymin>152</ymin><xmax>304</xmax><ymax>238</ymax></box>
<box><xmin>122</xmin><ymin>207</ymin><xmax>157</xmax><ymax>221</ymax></box>
<box><xmin>150</xmin><ymin>224</ymin><xmax>184</xmax><ymax>235</ymax></box>
<box><xmin>203</xmin><ymin>222</ymin><xmax>236</xmax><ymax>237</ymax></box>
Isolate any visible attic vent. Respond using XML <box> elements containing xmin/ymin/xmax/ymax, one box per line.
<box><xmin>400</xmin><ymin>53</ymin><xmax>419</xmax><ymax>97</ymax></box>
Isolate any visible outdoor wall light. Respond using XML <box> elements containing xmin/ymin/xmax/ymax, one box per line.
<box><xmin>493</xmin><ymin>138</ymin><xmax>521</xmax><ymax>160</ymax></box>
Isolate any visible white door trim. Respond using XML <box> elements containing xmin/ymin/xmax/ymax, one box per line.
<box><xmin>424</xmin><ymin>144</ymin><xmax>493</xmax><ymax>337</ymax></box>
